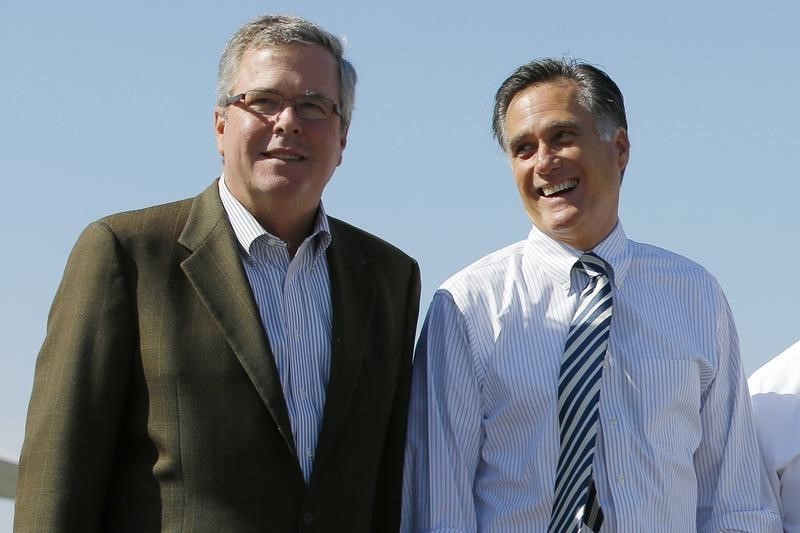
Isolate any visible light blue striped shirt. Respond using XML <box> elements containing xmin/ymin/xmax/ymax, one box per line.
<box><xmin>219</xmin><ymin>177</ymin><xmax>332</xmax><ymax>485</ymax></box>
<box><xmin>402</xmin><ymin>222</ymin><xmax>778</xmax><ymax>532</ymax></box>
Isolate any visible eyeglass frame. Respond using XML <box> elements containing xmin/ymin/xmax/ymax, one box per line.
<box><xmin>223</xmin><ymin>89</ymin><xmax>342</xmax><ymax>120</ymax></box>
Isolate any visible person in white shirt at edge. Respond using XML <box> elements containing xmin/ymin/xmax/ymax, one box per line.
<box><xmin>750</xmin><ymin>340</ymin><xmax>800</xmax><ymax>532</ymax></box>
<box><xmin>401</xmin><ymin>57</ymin><xmax>780</xmax><ymax>532</ymax></box>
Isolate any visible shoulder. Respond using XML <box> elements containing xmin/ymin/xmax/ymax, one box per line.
<box><xmin>329</xmin><ymin>216</ymin><xmax>416</xmax><ymax>267</ymax></box>
<box><xmin>749</xmin><ymin>340</ymin><xmax>800</xmax><ymax>395</ymax></box>
<box><xmin>628</xmin><ymin>240</ymin><xmax>713</xmax><ymax>278</ymax></box>
<box><xmin>443</xmin><ymin>240</ymin><xmax>527</xmax><ymax>288</ymax></box>
<box><xmin>74</xmin><ymin>185</ymin><xmax>214</xmax><ymax>261</ymax></box>
<box><xmin>97</xmin><ymin>196</ymin><xmax>195</xmax><ymax>241</ymax></box>
<box><xmin>439</xmin><ymin>239</ymin><xmax>528</xmax><ymax>307</ymax></box>
<box><xmin>626</xmin><ymin>240</ymin><xmax>724</xmax><ymax>295</ymax></box>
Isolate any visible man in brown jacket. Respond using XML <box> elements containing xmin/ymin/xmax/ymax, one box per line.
<box><xmin>15</xmin><ymin>14</ymin><xmax>420</xmax><ymax>532</ymax></box>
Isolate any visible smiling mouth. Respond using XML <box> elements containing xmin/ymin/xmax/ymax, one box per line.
<box><xmin>263</xmin><ymin>149</ymin><xmax>305</xmax><ymax>161</ymax></box>
<box><xmin>539</xmin><ymin>179</ymin><xmax>578</xmax><ymax>198</ymax></box>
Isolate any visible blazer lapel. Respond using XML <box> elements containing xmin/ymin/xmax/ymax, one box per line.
<box><xmin>178</xmin><ymin>182</ymin><xmax>296</xmax><ymax>457</ymax></box>
<box><xmin>314</xmin><ymin>220</ymin><xmax>377</xmax><ymax>465</ymax></box>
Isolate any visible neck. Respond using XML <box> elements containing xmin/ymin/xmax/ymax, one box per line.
<box><xmin>221</xmin><ymin>177</ymin><xmax>321</xmax><ymax>258</ymax></box>
<box><xmin>254</xmin><ymin>205</ymin><xmax>317</xmax><ymax>259</ymax></box>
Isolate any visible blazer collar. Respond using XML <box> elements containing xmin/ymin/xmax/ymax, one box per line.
<box><xmin>313</xmin><ymin>218</ymin><xmax>377</xmax><ymax>470</ymax></box>
<box><xmin>177</xmin><ymin>181</ymin><xmax>298</xmax><ymax>462</ymax></box>
<box><xmin>177</xmin><ymin>185</ymin><xmax>378</xmax><ymax>478</ymax></box>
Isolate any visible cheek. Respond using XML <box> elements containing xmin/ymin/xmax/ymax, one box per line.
<box><xmin>230</xmin><ymin>116</ymin><xmax>269</xmax><ymax>145</ymax></box>
<box><xmin>512</xmin><ymin>165</ymin><xmax>533</xmax><ymax>195</ymax></box>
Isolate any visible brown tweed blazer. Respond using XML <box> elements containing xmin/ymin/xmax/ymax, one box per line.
<box><xmin>15</xmin><ymin>181</ymin><xmax>421</xmax><ymax>532</ymax></box>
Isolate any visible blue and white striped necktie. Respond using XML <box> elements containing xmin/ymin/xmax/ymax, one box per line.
<box><xmin>548</xmin><ymin>252</ymin><xmax>613</xmax><ymax>533</ymax></box>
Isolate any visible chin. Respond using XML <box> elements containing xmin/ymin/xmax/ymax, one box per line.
<box><xmin>250</xmin><ymin>173</ymin><xmax>300</xmax><ymax>190</ymax></box>
<box><xmin>542</xmin><ymin>207</ymin><xmax>582</xmax><ymax>230</ymax></box>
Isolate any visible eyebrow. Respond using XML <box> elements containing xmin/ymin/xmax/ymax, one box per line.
<box><xmin>244</xmin><ymin>86</ymin><xmax>277</xmax><ymax>93</ymax></box>
<box><xmin>243</xmin><ymin>88</ymin><xmax>342</xmax><ymax>116</ymax></box>
<box><xmin>243</xmin><ymin>87</ymin><xmax>331</xmax><ymax>99</ymax></box>
<box><xmin>548</xmin><ymin>119</ymin><xmax>581</xmax><ymax>131</ymax></box>
<box><xmin>300</xmin><ymin>90</ymin><xmax>328</xmax><ymax>98</ymax></box>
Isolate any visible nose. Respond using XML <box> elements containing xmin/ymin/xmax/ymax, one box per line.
<box><xmin>535</xmin><ymin>146</ymin><xmax>561</xmax><ymax>175</ymax></box>
<box><xmin>272</xmin><ymin>105</ymin><xmax>302</xmax><ymax>135</ymax></box>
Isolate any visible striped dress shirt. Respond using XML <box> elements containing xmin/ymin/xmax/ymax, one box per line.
<box><xmin>219</xmin><ymin>177</ymin><xmax>332</xmax><ymax>485</ymax></box>
<box><xmin>402</xmin><ymin>222</ymin><xmax>778</xmax><ymax>532</ymax></box>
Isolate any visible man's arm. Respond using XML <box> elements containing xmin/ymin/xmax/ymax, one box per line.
<box><xmin>371</xmin><ymin>259</ymin><xmax>421</xmax><ymax>531</ymax></box>
<box><xmin>750</xmin><ymin>345</ymin><xmax>800</xmax><ymax>533</ymax></box>
<box><xmin>401</xmin><ymin>290</ymin><xmax>483</xmax><ymax>533</ymax></box>
<box><xmin>15</xmin><ymin>221</ymin><xmax>134</xmax><ymax>532</ymax></box>
<box><xmin>694</xmin><ymin>285</ymin><xmax>780</xmax><ymax>533</ymax></box>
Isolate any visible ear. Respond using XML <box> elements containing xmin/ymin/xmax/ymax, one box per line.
<box><xmin>336</xmin><ymin>125</ymin><xmax>348</xmax><ymax>167</ymax></box>
<box><xmin>214</xmin><ymin>108</ymin><xmax>226</xmax><ymax>156</ymax></box>
<box><xmin>613</xmin><ymin>127</ymin><xmax>630</xmax><ymax>174</ymax></box>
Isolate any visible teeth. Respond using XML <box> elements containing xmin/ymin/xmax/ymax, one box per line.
<box><xmin>541</xmin><ymin>179</ymin><xmax>577</xmax><ymax>197</ymax></box>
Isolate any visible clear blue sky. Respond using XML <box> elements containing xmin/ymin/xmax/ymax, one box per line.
<box><xmin>2</xmin><ymin>0</ymin><xmax>799</xmax><ymax>528</ymax></box>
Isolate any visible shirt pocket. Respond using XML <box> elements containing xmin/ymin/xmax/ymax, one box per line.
<box><xmin>623</xmin><ymin>358</ymin><xmax>702</xmax><ymax>452</ymax></box>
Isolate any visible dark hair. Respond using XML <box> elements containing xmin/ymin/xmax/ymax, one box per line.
<box><xmin>492</xmin><ymin>58</ymin><xmax>627</xmax><ymax>151</ymax></box>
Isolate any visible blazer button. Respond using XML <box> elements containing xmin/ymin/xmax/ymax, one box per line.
<box><xmin>303</xmin><ymin>512</ymin><xmax>314</xmax><ymax>526</ymax></box>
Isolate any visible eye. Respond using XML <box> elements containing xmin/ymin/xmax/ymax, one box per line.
<box><xmin>512</xmin><ymin>142</ymin><xmax>536</xmax><ymax>159</ymax></box>
<box><xmin>295</xmin><ymin>97</ymin><xmax>332</xmax><ymax>119</ymax></box>
<box><xmin>554</xmin><ymin>130</ymin><xmax>577</xmax><ymax>144</ymax></box>
<box><xmin>246</xmin><ymin>92</ymin><xmax>283</xmax><ymax>113</ymax></box>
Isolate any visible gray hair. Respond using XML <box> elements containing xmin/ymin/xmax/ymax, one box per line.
<box><xmin>217</xmin><ymin>14</ymin><xmax>357</xmax><ymax>132</ymax></box>
<box><xmin>491</xmin><ymin>58</ymin><xmax>627</xmax><ymax>151</ymax></box>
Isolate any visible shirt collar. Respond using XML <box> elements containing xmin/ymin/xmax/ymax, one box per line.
<box><xmin>524</xmin><ymin>221</ymin><xmax>631</xmax><ymax>289</ymax></box>
<box><xmin>217</xmin><ymin>175</ymin><xmax>332</xmax><ymax>262</ymax></box>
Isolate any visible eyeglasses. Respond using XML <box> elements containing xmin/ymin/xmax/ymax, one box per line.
<box><xmin>224</xmin><ymin>89</ymin><xmax>341</xmax><ymax>120</ymax></box>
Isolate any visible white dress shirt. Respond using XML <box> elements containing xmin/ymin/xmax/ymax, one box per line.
<box><xmin>219</xmin><ymin>177</ymin><xmax>332</xmax><ymax>485</ymax></box>
<box><xmin>402</xmin><ymin>222</ymin><xmax>778</xmax><ymax>532</ymax></box>
<box><xmin>750</xmin><ymin>340</ymin><xmax>800</xmax><ymax>533</ymax></box>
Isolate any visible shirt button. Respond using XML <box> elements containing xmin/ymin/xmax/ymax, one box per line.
<box><xmin>562</xmin><ymin>282</ymin><xmax>569</xmax><ymax>291</ymax></box>
<box><xmin>617</xmin><ymin>474</ymin><xmax>625</xmax><ymax>485</ymax></box>
<box><xmin>601</xmin><ymin>360</ymin><xmax>610</xmax><ymax>369</ymax></box>
<box><xmin>305</xmin><ymin>448</ymin><xmax>314</xmax><ymax>458</ymax></box>
<box><xmin>609</xmin><ymin>418</ymin><xmax>618</xmax><ymax>427</ymax></box>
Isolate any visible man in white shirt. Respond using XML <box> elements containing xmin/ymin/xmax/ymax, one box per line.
<box><xmin>750</xmin><ymin>340</ymin><xmax>800</xmax><ymax>532</ymax></box>
<box><xmin>402</xmin><ymin>58</ymin><xmax>779</xmax><ymax>532</ymax></box>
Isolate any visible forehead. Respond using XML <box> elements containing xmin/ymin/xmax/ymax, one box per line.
<box><xmin>234</xmin><ymin>44</ymin><xmax>340</xmax><ymax>96</ymax></box>
<box><xmin>505</xmin><ymin>80</ymin><xmax>598</xmax><ymax>137</ymax></box>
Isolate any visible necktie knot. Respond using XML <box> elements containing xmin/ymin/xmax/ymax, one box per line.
<box><xmin>576</xmin><ymin>252</ymin><xmax>610</xmax><ymax>280</ymax></box>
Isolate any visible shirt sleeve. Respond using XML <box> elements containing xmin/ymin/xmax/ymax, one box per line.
<box><xmin>750</xmin><ymin>350</ymin><xmax>800</xmax><ymax>533</ymax></box>
<box><xmin>401</xmin><ymin>290</ymin><xmax>483</xmax><ymax>533</ymax></box>
<box><xmin>694</xmin><ymin>287</ymin><xmax>781</xmax><ymax>533</ymax></box>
